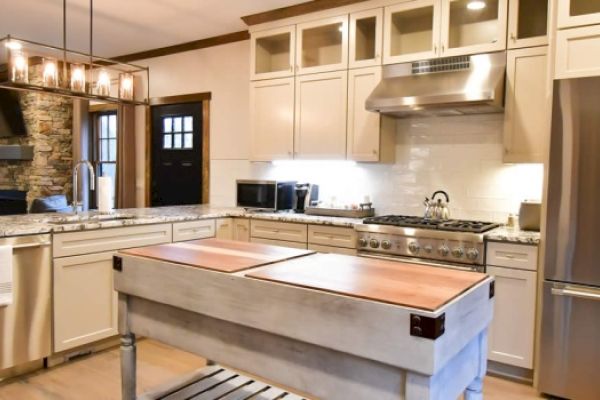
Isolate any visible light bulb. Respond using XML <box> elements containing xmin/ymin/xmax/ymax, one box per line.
<box><xmin>467</xmin><ymin>1</ymin><xmax>486</xmax><ymax>10</ymax></box>
<box><xmin>96</xmin><ymin>69</ymin><xmax>111</xmax><ymax>96</ymax></box>
<box><xmin>119</xmin><ymin>73</ymin><xmax>134</xmax><ymax>100</ymax></box>
<box><xmin>10</xmin><ymin>51</ymin><xmax>28</xmax><ymax>83</ymax></box>
<box><xmin>70</xmin><ymin>64</ymin><xmax>86</xmax><ymax>92</ymax></box>
<box><xmin>42</xmin><ymin>58</ymin><xmax>59</xmax><ymax>88</ymax></box>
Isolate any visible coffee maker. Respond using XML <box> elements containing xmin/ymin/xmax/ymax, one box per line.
<box><xmin>295</xmin><ymin>183</ymin><xmax>319</xmax><ymax>213</ymax></box>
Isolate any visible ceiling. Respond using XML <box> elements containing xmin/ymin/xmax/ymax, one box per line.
<box><xmin>0</xmin><ymin>0</ymin><xmax>306</xmax><ymax>58</ymax></box>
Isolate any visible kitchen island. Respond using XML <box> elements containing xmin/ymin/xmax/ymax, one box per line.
<box><xmin>115</xmin><ymin>239</ymin><xmax>494</xmax><ymax>400</ymax></box>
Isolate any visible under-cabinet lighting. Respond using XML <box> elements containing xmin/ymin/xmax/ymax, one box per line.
<box><xmin>467</xmin><ymin>1</ymin><xmax>486</xmax><ymax>10</ymax></box>
<box><xmin>42</xmin><ymin>58</ymin><xmax>59</xmax><ymax>88</ymax></box>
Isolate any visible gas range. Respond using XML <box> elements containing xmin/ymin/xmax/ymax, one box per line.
<box><xmin>356</xmin><ymin>215</ymin><xmax>500</xmax><ymax>271</ymax></box>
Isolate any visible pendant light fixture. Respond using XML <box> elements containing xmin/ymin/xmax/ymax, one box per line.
<box><xmin>0</xmin><ymin>0</ymin><xmax>149</xmax><ymax>105</ymax></box>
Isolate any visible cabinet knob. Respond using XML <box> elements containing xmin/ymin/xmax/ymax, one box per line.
<box><xmin>372</xmin><ymin>149</ymin><xmax>378</xmax><ymax>155</ymax></box>
<box><xmin>510</xmin><ymin>33</ymin><xmax>516</xmax><ymax>41</ymax></box>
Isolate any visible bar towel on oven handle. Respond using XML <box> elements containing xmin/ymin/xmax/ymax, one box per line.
<box><xmin>0</xmin><ymin>245</ymin><xmax>12</xmax><ymax>306</ymax></box>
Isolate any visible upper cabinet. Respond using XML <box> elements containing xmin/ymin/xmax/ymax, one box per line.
<box><xmin>384</xmin><ymin>0</ymin><xmax>441</xmax><ymax>64</ymax></box>
<box><xmin>558</xmin><ymin>0</ymin><xmax>600</xmax><ymax>29</ymax></box>
<box><xmin>507</xmin><ymin>0</ymin><xmax>549</xmax><ymax>49</ymax></box>
<box><xmin>349</xmin><ymin>8</ymin><xmax>384</xmax><ymax>68</ymax></box>
<box><xmin>296</xmin><ymin>15</ymin><xmax>349</xmax><ymax>75</ymax></box>
<box><xmin>251</xmin><ymin>26</ymin><xmax>295</xmax><ymax>81</ymax></box>
<box><xmin>383</xmin><ymin>0</ymin><xmax>508</xmax><ymax>64</ymax></box>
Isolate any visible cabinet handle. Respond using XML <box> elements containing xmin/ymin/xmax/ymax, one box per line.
<box><xmin>441</xmin><ymin>44</ymin><xmax>445</xmax><ymax>53</ymax></box>
<box><xmin>510</xmin><ymin>33</ymin><xmax>516</xmax><ymax>41</ymax></box>
<box><xmin>12</xmin><ymin>241</ymin><xmax>52</xmax><ymax>249</ymax></box>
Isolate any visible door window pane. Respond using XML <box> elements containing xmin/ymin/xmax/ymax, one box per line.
<box><xmin>173</xmin><ymin>133</ymin><xmax>182</xmax><ymax>149</ymax></box>
<box><xmin>163</xmin><ymin>134</ymin><xmax>172</xmax><ymax>149</ymax></box>
<box><xmin>100</xmin><ymin>116</ymin><xmax>108</xmax><ymax>138</ymax></box>
<box><xmin>108</xmin><ymin>114</ymin><xmax>117</xmax><ymax>138</ymax></box>
<box><xmin>448</xmin><ymin>0</ymin><xmax>499</xmax><ymax>49</ymax></box>
<box><xmin>108</xmin><ymin>139</ymin><xmax>117</xmax><ymax>161</ymax></box>
<box><xmin>184</xmin><ymin>116</ymin><xmax>193</xmax><ymax>132</ymax></box>
<box><xmin>173</xmin><ymin>117</ymin><xmax>182</xmax><ymax>132</ymax></box>
<box><xmin>301</xmin><ymin>23</ymin><xmax>343</xmax><ymax>68</ymax></box>
<box><xmin>184</xmin><ymin>133</ymin><xmax>193</xmax><ymax>149</ymax></box>
<box><xmin>163</xmin><ymin>117</ymin><xmax>172</xmax><ymax>133</ymax></box>
<box><xmin>390</xmin><ymin>6</ymin><xmax>434</xmax><ymax>57</ymax></box>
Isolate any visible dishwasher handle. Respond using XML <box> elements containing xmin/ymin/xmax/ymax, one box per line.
<box><xmin>551</xmin><ymin>285</ymin><xmax>600</xmax><ymax>302</ymax></box>
<box><xmin>11</xmin><ymin>241</ymin><xmax>52</xmax><ymax>250</ymax></box>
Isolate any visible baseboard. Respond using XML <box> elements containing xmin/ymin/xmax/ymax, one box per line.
<box><xmin>487</xmin><ymin>360</ymin><xmax>534</xmax><ymax>384</ymax></box>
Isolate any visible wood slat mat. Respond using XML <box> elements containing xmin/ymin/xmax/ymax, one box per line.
<box><xmin>246</xmin><ymin>253</ymin><xmax>487</xmax><ymax>311</ymax></box>
<box><xmin>139</xmin><ymin>365</ymin><xmax>308</xmax><ymax>400</ymax></box>
<box><xmin>120</xmin><ymin>238</ymin><xmax>314</xmax><ymax>273</ymax></box>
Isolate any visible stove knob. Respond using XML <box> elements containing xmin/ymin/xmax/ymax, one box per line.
<box><xmin>369</xmin><ymin>239</ymin><xmax>380</xmax><ymax>248</ymax></box>
<box><xmin>423</xmin><ymin>244</ymin><xmax>433</xmax><ymax>254</ymax></box>
<box><xmin>408</xmin><ymin>242</ymin><xmax>420</xmax><ymax>254</ymax></box>
<box><xmin>438</xmin><ymin>245</ymin><xmax>450</xmax><ymax>257</ymax></box>
<box><xmin>466</xmin><ymin>248</ymin><xmax>480</xmax><ymax>261</ymax></box>
<box><xmin>358</xmin><ymin>238</ymin><xmax>368</xmax><ymax>247</ymax></box>
<box><xmin>452</xmin><ymin>247</ymin><xmax>464</xmax><ymax>258</ymax></box>
<box><xmin>381</xmin><ymin>240</ymin><xmax>392</xmax><ymax>250</ymax></box>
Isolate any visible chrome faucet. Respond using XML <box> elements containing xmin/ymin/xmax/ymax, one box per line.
<box><xmin>72</xmin><ymin>160</ymin><xmax>95</xmax><ymax>213</ymax></box>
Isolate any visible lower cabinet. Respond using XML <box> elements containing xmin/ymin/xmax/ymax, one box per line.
<box><xmin>53</xmin><ymin>252</ymin><xmax>118</xmax><ymax>352</ymax></box>
<box><xmin>233</xmin><ymin>218</ymin><xmax>250</xmax><ymax>242</ymax></box>
<box><xmin>251</xmin><ymin>237</ymin><xmax>308</xmax><ymax>250</ymax></box>
<box><xmin>215</xmin><ymin>218</ymin><xmax>234</xmax><ymax>239</ymax></box>
<box><xmin>307</xmin><ymin>243</ymin><xmax>357</xmax><ymax>256</ymax></box>
<box><xmin>486</xmin><ymin>265</ymin><xmax>537</xmax><ymax>369</ymax></box>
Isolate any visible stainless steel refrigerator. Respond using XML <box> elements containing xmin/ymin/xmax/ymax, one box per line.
<box><xmin>539</xmin><ymin>78</ymin><xmax>600</xmax><ymax>399</ymax></box>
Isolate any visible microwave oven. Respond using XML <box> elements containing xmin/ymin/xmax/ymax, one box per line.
<box><xmin>236</xmin><ymin>180</ymin><xmax>297</xmax><ymax>211</ymax></box>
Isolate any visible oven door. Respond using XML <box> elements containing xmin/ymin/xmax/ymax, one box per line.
<box><xmin>236</xmin><ymin>180</ymin><xmax>276</xmax><ymax>210</ymax></box>
<box><xmin>357</xmin><ymin>252</ymin><xmax>484</xmax><ymax>273</ymax></box>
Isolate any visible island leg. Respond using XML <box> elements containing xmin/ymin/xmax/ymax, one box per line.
<box><xmin>119</xmin><ymin>293</ymin><xmax>137</xmax><ymax>400</ymax></box>
<box><xmin>464</xmin><ymin>329</ymin><xmax>488</xmax><ymax>400</ymax></box>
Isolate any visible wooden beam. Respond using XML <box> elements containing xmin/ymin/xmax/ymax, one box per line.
<box><xmin>112</xmin><ymin>31</ymin><xmax>250</xmax><ymax>63</ymax></box>
<box><xmin>241</xmin><ymin>0</ymin><xmax>369</xmax><ymax>26</ymax></box>
<box><xmin>149</xmin><ymin>92</ymin><xmax>211</xmax><ymax>107</ymax></box>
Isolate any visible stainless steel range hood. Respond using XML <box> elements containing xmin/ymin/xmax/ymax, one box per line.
<box><xmin>366</xmin><ymin>52</ymin><xmax>506</xmax><ymax>118</ymax></box>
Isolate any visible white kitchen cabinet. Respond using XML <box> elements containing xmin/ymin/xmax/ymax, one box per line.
<box><xmin>347</xmin><ymin>66</ymin><xmax>382</xmax><ymax>161</ymax></box>
<box><xmin>349</xmin><ymin>8</ymin><xmax>383</xmax><ymax>68</ymax></box>
<box><xmin>504</xmin><ymin>46</ymin><xmax>548</xmax><ymax>163</ymax></box>
<box><xmin>250</xmin><ymin>25</ymin><xmax>295</xmax><ymax>80</ymax></box>
<box><xmin>555</xmin><ymin>25</ymin><xmax>600</xmax><ymax>79</ymax></box>
<box><xmin>557</xmin><ymin>0</ymin><xmax>600</xmax><ymax>29</ymax></box>
<box><xmin>233</xmin><ymin>218</ymin><xmax>250</xmax><ymax>242</ymax></box>
<box><xmin>296</xmin><ymin>15</ymin><xmax>349</xmax><ymax>75</ymax></box>
<box><xmin>486</xmin><ymin>266</ymin><xmax>537</xmax><ymax>369</ymax></box>
<box><xmin>215</xmin><ymin>218</ymin><xmax>233</xmax><ymax>240</ymax></box>
<box><xmin>173</xmin><ymin>220</ymin><xmax>215</xmax><ymax>242</ymax></box>
<box><xmin>294</xmin><ymin>71</ymin><xmax>348</xmax><ymax>159</ymax></box>
<box><xmin>250</xmin><ymin>220</ymin><xmax>307</xmax><ymax>243</ymax></box>
<box><xmin>53</xmin><ymin>252</ymin><xmax>118</xmax><ymax>352</ymax></box>
<box><xmin>307</xmin><ymin>243</ymin><xmax>357</xmax><ymax>256</ymax></box>
<box><xmin>250</xmin><ymin>237</ymin><xmax>308</xmax><ymax>250</ymax></box>
<box><xmin>507</xmin><ymin>0</ymin><xmax>549</xmax><ymax>49</ymax></box>
<box><xmin>307</xmin><ymin>225</ymin><xmax>357</xmax><ymax>249</ymax></box>
<box><xmin>384</xmin><ymin>0</ymin><xmax>442</xmax><ymax>64</ymax></box>
<box><xmin>250</xmin><ymin>77</ymin><xmax>295</xmax><ymax>161</ymax></box>
<box><xmin>487</xmin><ymin>241</ymin><xmax>539</xmax><ymax>271</ymax></box>
<box><xmin>440</xmin><ymin>0</ymin><xmax>508</xmax><ymax>57</ymax></box>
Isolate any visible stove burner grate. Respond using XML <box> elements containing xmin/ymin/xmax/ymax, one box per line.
<box><xmin>363</xmin><ymin>215</ymin><xmax>499</xmax><ymax>233</ymax></box>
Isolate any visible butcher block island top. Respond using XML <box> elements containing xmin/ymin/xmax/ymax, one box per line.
<box><xmin>115</xmin><ymin>239</ymin><xmax>495</xmax><ymax>400</ymax></box>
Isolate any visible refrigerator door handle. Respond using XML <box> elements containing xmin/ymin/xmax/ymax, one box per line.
<box><xmin>551</xmin><ymin>285</ymin><xmax>600</xmax><ymax>301</ymax></box>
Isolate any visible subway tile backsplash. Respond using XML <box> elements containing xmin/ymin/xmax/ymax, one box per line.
<box><xmin>211</xmin><ymin>114</ymin><xmax>544</xmax><ymax>223</ymax></box>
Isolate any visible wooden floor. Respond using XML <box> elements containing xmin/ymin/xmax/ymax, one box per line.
<box><xmin>0</xmin><ymin>339</ymin><xmax>545</xmax><ymax>400</ymax></box>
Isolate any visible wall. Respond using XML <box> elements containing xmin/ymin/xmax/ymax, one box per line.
<box><xmin>138</xmin><ymin>40</ymin><xmax>544</xmax><ymax>223</ymax></box>
<box><xmin>0</xmin><ymin>84</ymin><xmax>73</xmax><ymax>206</ymax></box>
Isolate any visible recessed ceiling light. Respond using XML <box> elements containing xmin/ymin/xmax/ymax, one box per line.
<box><xmin>467</xmin><ymin>1</ymin><xmax>486</xmax><ymax>10</ymax></box>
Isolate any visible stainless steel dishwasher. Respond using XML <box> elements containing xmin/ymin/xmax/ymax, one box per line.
<box><xmin>0</xmin><ymin>234</ymin><xmax>52</xmax><ymax>370</ymax></box>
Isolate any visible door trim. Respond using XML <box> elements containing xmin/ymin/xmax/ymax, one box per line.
<box><xmin>145</xmin><ymin>93</ymin><xmax>211</xmax><ymax>206</ymax></box>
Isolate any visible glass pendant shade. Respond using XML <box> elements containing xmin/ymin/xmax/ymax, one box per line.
<box><xmin>119</xmin><ymin>73</ymin><xmax>134</xmax><ymax>100</ymax></box>
<box><xmin>10</xmin><ymin>51</ymin><xmax>28</xmax><ymax>83</ymax></box>
<box><xmin>96</xmin><ymin>69</ymin><xmax>111</xmax><ymax>96</ymax></box>
<box><xmin>70</xmin><ymin>64</ymin><xmax>86</xmax><ymax>92</ymax></box>
<box><xmin>42</xmin><ymin>58</ymin><xmax>59</xmax><ymax>87</ymax></box>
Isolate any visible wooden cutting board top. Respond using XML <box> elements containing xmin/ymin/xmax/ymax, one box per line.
<box><xmin>120</xmin><ymin>238</ymin><xmax>315</xmax><ymax>273</ymax></box>
<box><xmin>246</xmin><ymin>253</ymin><xmax>487</xmax><ymax>311</ymax></box>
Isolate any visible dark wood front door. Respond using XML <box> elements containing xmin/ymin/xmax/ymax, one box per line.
<box><xmin>151</xmin><ymin>102</ymin><xmax>202</xmax><ymax>206</ymax></box>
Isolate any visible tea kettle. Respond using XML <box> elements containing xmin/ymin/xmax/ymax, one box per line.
<box><xmin>424</xmin><ymin>190</ymin><xmax>450</xmax><ymax>220</ymax></box>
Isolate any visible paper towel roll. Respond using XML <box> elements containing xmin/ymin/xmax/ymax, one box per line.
<box><xmin>97</xmin><ymin>176</ymin><xmax>114</xmax><ymax>213</ymax></box>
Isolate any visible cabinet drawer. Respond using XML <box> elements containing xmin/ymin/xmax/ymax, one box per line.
<box><xmin>556</xmin><ymin>25</ymin><xmax>600</xmax><ymax>79</ymax></box>
<box><xmin>251</xmin><ymin>237</ymin><xmax>308</xmax><ymax>250</ymax></box>
<box><xmin>53</xmin><ymin>224</ymin><xmax>172</xmax><ymax>258</ymax></box>
<box><xmin>308</xmin><ymin>243</ymin><xmax>357</xmax><ymax>256</ymax></box>
<box><xmin>308</xmin><ymin>225</ymin><xmax>357</xmax><ymax>249</ymax></box>
<box><xmin>486</xmin><ymin>242</ymin><xmax>538</xmax><ymax>271</ymax></box>
<box><xmin>173</xmin><ymin>220</ymin><xmax>216</xmax><ymax>242</ymax></box>
<box><xmin>250</xmin><ymin>220</ymin><xmax>307</xmax><ymax>243</ymax></box>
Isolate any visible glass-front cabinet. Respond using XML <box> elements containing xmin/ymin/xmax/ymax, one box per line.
<box><xmin>296</xmin><ymin>15</ymin><xmax>349</xmax><ymax>74</ymax></box>
<box><xmin>384</xmin><ymin>0</ymin><xmax>441</xmax><ymax>64</ymax></box>
<box><xmin>507</xmin><ymin>0</ymin><xmax>549</xmax><ymax>49</ymax></box>
<box><xmin>349</xmin><ymin>8</ymin><xmax>383</xmax><ymax>68</ymax></box>
<box><xmin>558</xmin><ymin>0</ymin><xmax>600</xmax><ymax>29</ymax></box>
<box><xmin>250</xmin><ymin>26</ymin><xmax>295</xmax><ymax>81</ymax></box>
<box><xmin>440</xmin><ymin>0</ymin><xmax>508</xmax><ymax>57</ymax></box>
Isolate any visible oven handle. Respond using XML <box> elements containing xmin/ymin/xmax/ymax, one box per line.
<box><xmin>357</xmin><ymin>252</ymin><xmax>482</xmax><ymax>272</ymax></box>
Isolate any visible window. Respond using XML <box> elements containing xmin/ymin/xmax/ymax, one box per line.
<box><xmin>162</xmin><ymin>115</ymin><xmax>194</xmax><ymax>150</ymax></box>
<box><xmin>90</xmin><ymin>111</ymin><xmax>118</xmax><ymax>208</ymax></box>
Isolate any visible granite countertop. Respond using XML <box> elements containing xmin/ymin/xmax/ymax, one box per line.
<box><xmin>484</xmin><ymin>226</ymin><xmax>541</xmax><ymax>245</ymax></box>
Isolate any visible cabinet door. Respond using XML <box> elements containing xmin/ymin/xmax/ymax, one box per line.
<box><xmin>250</xmin><ymin>78</ymin><xmax>295</xmax><ymax>161</ymax></box>
<box><xmin>215</xmin><ymin>218</ymin><xmax>233</xmax><ymax>240</ymax></box>
<box><xmin>440</xmin><ymin>0</ymin><xmax>508</xmax><ymax>57</ymax></box>
<box><xmin>296</xmin><ymin>15</ymin><xmax>349</xmax><ymax>75</ymax></box>
<box><xmin>384</xmin><ymin>0</ymin><xmax>442</xmax><ymax>64</ymax></box>
<box><xmin>555</xmin><ymin>25</ymin><xmax>600</xmax><ymax>79</ymax></box>
<box><xmin>54</xmin><ymin>252</ymin><xmax>118</xmax><ymax>352</ymax></box>
<box><xmin>295</xmin><ymin>71</ymin><xmax>348</xmax><ymax>159</ymax></box>
<box><xmin>349</xmin><ymin>8</ymin><xmax>383</xmax><ymax>68</ymax></box>
<box><xmin>486</xmin><ymin>266</ymin><xmax>536</xmax><ymax>369</ymax></box>
<box><xmin>347</xmin><ymin>66</ymin><xmax>382</xmax><ymax>161</ymax></box>
<box><xmin>504</xmin><ymin>46</ymin><xmax>548</xmax><ymax>163</ymax></box>
<box><xmin>507</xmin><ymin>0</ymin><xmax>549</xmax><ymax>49</ymax></box>
<box><xmin>251</xmin><ymin>26</ymin><xmax>295</xmax><ymax>81</ymax></box>
<box><xmin>173</xmin><ymin>220</ymin><xmax>216</xmax><ymax>242</ymax></box>
<box><xmin>558</xmin><ymin>0</ymin><xmax>600</xmax><ymax>29</ymax></box>
<box><xmin>233</xmin><ymin>218</ymin><xmax>250</xmax><ymax>242</ymax></box>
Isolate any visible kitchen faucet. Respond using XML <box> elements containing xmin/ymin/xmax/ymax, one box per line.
<box><xmin>72</xmin><ymin>160</ymin><xmax>95</xmax><ymax>213</ymax></box>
